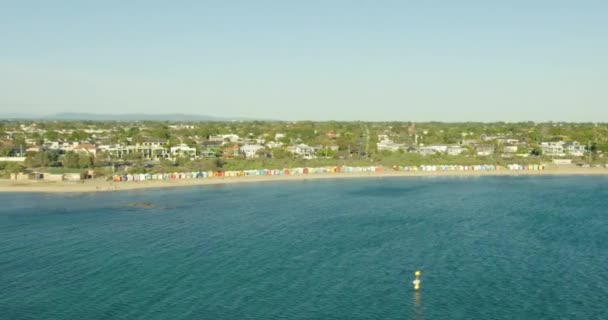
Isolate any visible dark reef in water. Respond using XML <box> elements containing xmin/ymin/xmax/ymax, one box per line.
<box><xmin>125</xmin><ymin>202</ymin><xmax>163</xmax><ymax>209</ymax></box>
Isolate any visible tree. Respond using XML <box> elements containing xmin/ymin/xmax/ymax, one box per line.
<box><xmin>12</xmin><ymin>136</ymin><xmax>26</xmax><ymax>152</ymax></box>
<box><xmin>147</xmin><ymin>126</ymin><xmax>170</xmax><ymax>139</ymax></box>
<box><xmin>127</xmin><ymin>127</ymin><xmax>140</xmax><ymax>137</ymax></box>
<box><xmin>124</xmin><ymin>151</ymin><xmax>143</xmax><ymax>161</ymax></box>
<box><xmin>77</xmin><ymin>154</ymin><xmax>93</xmax><ymax>168</ymax></box>
<box><xmin>530</xmin><ymin>146</ymin><xmax>542</xmax><ymax>156</ymax></box>
<box><xmin>132</xmin><ymin>134</ymin><xmax>145</xmax><ymax>144</ymax></box>
<box><xmin>95</xmin><ymin>150</ymin><xmax>111</xmax><ymax>167</ymax></box>
<box><xmin>215</xmin><ymin>158</ymin><xmax>226</xmax><ymax>170</ymax></box>
<box><xmin>44</xmin><ymin>130</ymin><xmax>59</xmax><ymax>141</ymax></box>
<box><xmin>255</xmin><ymin>148</ymin><xmax>270</xmax><ymax>158</ymax></box>
<box><xmin>175</xmin><ymin>156</ymin><xmax>191</xmax><ymax>167</ymax></box>
<box><xmin>25</xmin><ymin>151</ymin><xmax>52</xmax><ymax>168</ymax></box>
<box><xmin>70</xmin><ymin>130</ymin><xmax>89</xmax><ymax>142</ymax></box>
<box><xmin>63</xmin><ymin>152</ymin><xmax>81</xmax><ymax>168</ymax></box>
<box><xmin>167</xmin><ymin>136</ymin><xmax>181</xmax><ymax>147</ymax></box>
<box><xmin>0</xmin><ymin>162</ymin><xmax>26</xmax><ymax>174</ymax></box>
<box><xmin>0</xmin><ymin>146</ymin><xmax>12</xmax><ymax>157</ymax></box>
<box><xmin>271</xmin><ymin>148</ymin><xmax>289</xmax><ymax>159</ymax></box>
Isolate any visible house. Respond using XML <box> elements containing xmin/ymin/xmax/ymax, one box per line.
<box><xmin>476</xmin><ymin>145</ymin><xmax>495</xmax><ymax>156</ymax></box>
<box><xmin>377</xmin><ymin>140</ymin><xmax>404</xmax><ymax>152</ymax></box>
<box><xmin>540</xmin><ymin>142</ymin><xmax>565</xmax><ymax>157</ymax></box>
<box><xmin>200</xmin><ymin>140</ymin><xmax>223</xmax><ymax>148</ymax></box>
<box><xmin>98</xmin><ymin>144</ymin><xmax>170</xmax><ymax>160</ymax></box>
<box><xmin>497</xmin><ymin>138</ymin><xmax>520</xmax><ymax>145</ymax></box>
<box><xmin>168</xmin><ymin>124</ymin><xmax>195</xmax><ymax>130</ymax></box>
<box><xmin>141</xmin><ymin>137</ymin><xmax>167</xmax><ymax>148</ymax></box>
<box><xmin>73</xmin><ymin>143</ymin><xmax>97</xmax><ymax>157</ymax></box>
<box><xmin>563</xmin><ymin>141</ymin><xmax>586</xmax><ymax>156</ymax></box>
<box><xmin>377</xmin><ymin>134</ymin><xmax>405</xmax><ymax>152</ymax></box>
<box><xmin>418</xmin><ymin>146</ymin><xmax>437</xmax><ymax>156</ymax></box>
<box><xmin>460</xmin><ymin>139</ymin><xmax>479</xmax><ymax>146</ymax></box>
<box><xmin>240</xmin><ymin>144</ymin><xmax>265</xmax><ymax>158</ymax></box>
<box><xmin>418</xmin><ymin>144</ymin><xmax>449</xmax><ymax>156</ymax></box>
<box><xmin>447</xmin><ymin>146</ymin><xmax>465</xmax><ymax>156</ymax></box>
<box><xmin>222</xmin><ymin>144</ymin><xmax>242</xmax><ymax>158</ymax></box>
<box><xmin>26</xmin><ymin>146</ymin><xmax>42</xmax><ymax>153</ymax></box>
<box><xmin>481</xmin><ymin>135</ymin><xmax>498</xmax><ymax>141</ymax></box>
<box><xmin>503</xmin><ymin>145</ymin><xmax>518</xmax><ymax>153</ymax></box>
<box><xmin>42</xmin><ymin>141</ymin><xmax>84</xmax><ymax>153</ymax></box>
<box><xmin>208</xmin><ymin>135</ymin><xmax>226</xmax><ymax>143</ymax></box>
<box><xmin>170</xmin><ymin>144</ymin><xmax>197</xmax><ymax>160</ymax></box>
<box><xmin>287</xmin><ymin>144</ymin><xmax>316</xmax><ymax>159</ymax></box>
<box><xmin>266</xmin><ymin>141</ymin><xmax>283</xmax><ymax>149</ymax></box>
<box><xmin>428</xmin><ymin>145</ymin><xmax>448</xmax><ymax>153</ymax></box>
<box><xmin>221</xmin><ymin>134</ymin><xmax>240</xmax><ymax>143</ymax></box>
<box><xmin>325</xmin><ymin>131</ymin><xmax>339</xmax><ymax>139</ymax></box>
<box><xmin>143</xmin><ymin>145</ymin><xmax>170</xmax><ymax>160</ymax></box>
<box><xmin>200</xmin><ymin>149</ymin><xmax>218</xmax><ymax>158</ymax></box>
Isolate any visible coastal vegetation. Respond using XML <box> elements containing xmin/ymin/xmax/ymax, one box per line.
<box><xmin>1</xmin><ymin>120</ymin><xmax>607</xmax><ymax>179</ymax></box>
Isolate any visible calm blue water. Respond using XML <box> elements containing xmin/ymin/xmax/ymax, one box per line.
<box><xmin>1</xmin><ymin>176</ymin><xmax>607</xmax><ymax>319</ymax></box>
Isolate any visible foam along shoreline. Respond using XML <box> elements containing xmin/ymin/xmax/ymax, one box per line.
<box><xmin>1</xmin><ymin>166</ymin><xmax>607</xmax><ymax>193</ymax></box>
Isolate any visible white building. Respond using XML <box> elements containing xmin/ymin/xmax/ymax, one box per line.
<box><xmin>73</xmin><ymin>143</ymin><xmax>98</xmax><ymax>157</ymax></box>
<box><xmin>98</xmin><ymin>144</ymin><xmax>170</xmax><ymax>160</ymax></box>
<box><xmin>287</xmin><ymin>144</ymin><xmax>316</xmax><ymax>159</ymax></box>
<box><xmin>209</xmin><ymin>134</ymin><xmax>240</xmax><ymax>145</ymax></box>
<box><xmin>447</xmin><ymin>146</ymin><xmax>465</xmax><ymax>156</ymax></box>
<box><xmin>418</xmin><ymin>145</ymin><xmax>449</xmax><ymax>156</ymax></box>
<box><xmin>240</xmin><ymin>144</ymin><xmax>265</xmax><ymax>158</ymax></box>
<box><xmin>170</xmin><ymin>144</ymin><xmax>197</xmax><ymax>160</ymax></box>
<box><xmin>476</xmin><ymin>145</ymin><xmax>495</xmax><ymax>156</ymax></box>
<box><xmin>540</xmin><ymin>142</ymin><xmax>565</xmax><ymax>157</ymax></box>
<box><xmin>428</xmin><ymin>145</ymin><xmax>448</xmax><ymax>153</ymax></box>
<box><xmin>43</xmin><ymin>141</ymin><xmax>81</xmax><ymax>152</ymax></box>
<box><xmin>377</xmin><ymin>134</ymin><xmax>405</xmax><ymax>152</ymax></box>
<box><xmin>377</xmin><ymin>141</ymin><xmax>404</xmax><ymax>152</ymax></box>
<box><xmin>564</xmin><ymin>141</ymin><xmax>586</xmax><ymax>156</ymax></box>
<box><xmin>266</xmin><ymin>141</ymin><xmax>284</xmax><ymax>149</ymax></box>
<box><xmin>418</xmin><ymin>146</ymin><xmax>437</xmax><ymax>156</ymax></box>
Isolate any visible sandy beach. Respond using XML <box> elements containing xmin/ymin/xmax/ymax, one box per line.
<box><xmin>0</xmin><ymin>166</ymin><xmax>606</xmax><ymax>193</ymax></box>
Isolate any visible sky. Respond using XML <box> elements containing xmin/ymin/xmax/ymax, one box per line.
<box><xmin>1</xmin><ymin>0</ymin><xmax>606</xmax><ymax>121</ymax></box>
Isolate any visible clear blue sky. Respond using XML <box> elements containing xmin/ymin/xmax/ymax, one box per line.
<box><xmin>1</xmin><ymin>1</ymin><xmax>606</xmax><ymax>121</ymax></box>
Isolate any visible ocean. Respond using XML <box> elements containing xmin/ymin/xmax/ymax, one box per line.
<box><xmin>1</xmin><ymin>176</ymin><xmax>607</xmax><ymax>319</ymax></box>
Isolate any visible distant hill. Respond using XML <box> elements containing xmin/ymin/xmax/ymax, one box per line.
<box><xmin>1</xmin><ymin>112</ymin><xmax>264</xmax><ymax>122</ymax></box>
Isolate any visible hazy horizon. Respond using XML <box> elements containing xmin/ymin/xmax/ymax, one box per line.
<box><xmin>1</xmin><ymin>1</ymin><xmax>607</xmax><ymax>122</ymax></box>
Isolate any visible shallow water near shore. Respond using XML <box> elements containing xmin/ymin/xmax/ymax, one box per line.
<box><xmin>1</xmin><ymin>176</ymin><xmax>607</xmax><ymax>319</ymax></box>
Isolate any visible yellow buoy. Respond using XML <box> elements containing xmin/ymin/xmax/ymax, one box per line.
<box><xmin>413</xmin><ymin>270</ymin><xmax>422</xmax><ymax>290</ymax></box>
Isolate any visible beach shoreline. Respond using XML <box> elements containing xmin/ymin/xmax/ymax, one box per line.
<box><xmin>1</xmin><ymin>167</ymin><xmax>607</xmax><ymax>193</ymax></box>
